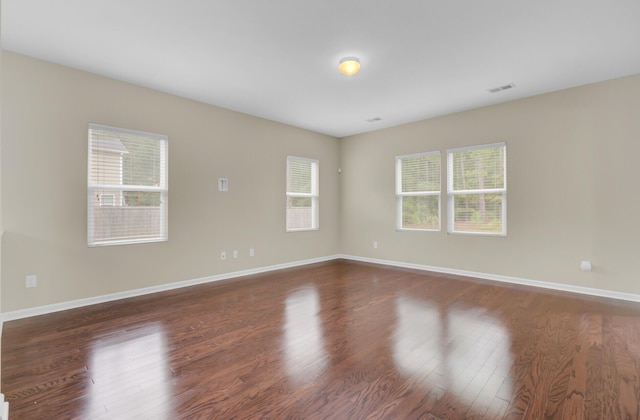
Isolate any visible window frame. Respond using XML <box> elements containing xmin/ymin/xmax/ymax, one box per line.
<box><xmin>286</xmin><ymin>156</ymin><xmax>319</xmax><ymax>232</ymax></box>
<box><xmin>395</xmin><ymin>151</ymin><xmax>441</xmax><ymax>231</ymax></box>
<box><xmin>446</xmin><ymin>142</ymin><xmax>506</xmax><ymax>236</ymax></box>
<box><xmin>87</xmin><ymin>123</ymin><xmax>168</xmax><ymax>247</ymax></box>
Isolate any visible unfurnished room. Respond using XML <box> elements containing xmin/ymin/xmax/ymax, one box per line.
<box><xmin>1</xmin><ymin>1</ymin><xmax>640</xmax><ymax>419</ymax></box>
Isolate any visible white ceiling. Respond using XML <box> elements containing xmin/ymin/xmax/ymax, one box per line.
<box><xmin>3</xmin><ymin>1</ymin><xmax>640</xmax><ymax>138</ymax></box>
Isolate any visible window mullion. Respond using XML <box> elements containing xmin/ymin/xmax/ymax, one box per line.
<box><xmin>398</xmin><ymin>191</ymin><xmax>440</xmax><ymax>197</ymax></box>
<box><xmin>451</xmin><ymin>187</ymin><xmax>506</xmax><ymax>195</ymax></box>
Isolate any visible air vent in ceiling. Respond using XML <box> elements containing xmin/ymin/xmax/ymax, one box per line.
<box><xmin>488</xmin><ymin>83</ymin><xmax>516</xmax><ymax>93</ymax></box>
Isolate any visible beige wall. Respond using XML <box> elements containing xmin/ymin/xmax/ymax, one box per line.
<box><xmin>1</xmin><ymin>52</ymin><xmax>340</xmax><ymax>312</ymax></box>
<box><xmin>340</xmin><ymin>73</ymin><xmax>640</xmax><ymax>294</ymax></box>
<box><xmin>2</xmin><ymin>50</ymin><xmax>639</xmax><ymax>313</ymax></box>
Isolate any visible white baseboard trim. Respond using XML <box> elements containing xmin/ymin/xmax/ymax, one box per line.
<box><xmin>2</xmin><ymin>253</ymin><xmax>639</xmax><ymax>324</ymax></box>
<box><xmin>1</xmin><ymin>254</ymin><xmax>341</xmax><ymax>322</ymax></box>
<box><xmin>338</xmin><ymin>254</ymin><xmax>640</xmax><ymax>303</ymax></box>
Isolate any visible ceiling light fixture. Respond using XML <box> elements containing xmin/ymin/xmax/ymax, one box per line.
<box><xmin>339</xmin><ymin>57</ymin><xmax>360</xmax><ymax>76</ymax></box>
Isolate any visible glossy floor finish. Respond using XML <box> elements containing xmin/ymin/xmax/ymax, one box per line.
<box><xmin>3</xmin><ymin>260</ymin><xmax>640</xmax><ymax>419</ymax></box>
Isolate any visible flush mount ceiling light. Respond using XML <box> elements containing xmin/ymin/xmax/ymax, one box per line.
<box><xmin>338</xmin><ymin>57</ymin><xmax>360</xmax><ymax>76</ymax></box>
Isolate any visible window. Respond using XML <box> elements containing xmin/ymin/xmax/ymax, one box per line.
<box><xmin>286</xmin><ymin>156</ymin><xmax>318</xmax><ymax>231</ymax></box>
<box><xmin>396</xmin><ymin>152</ymin><xmax>441</xmax><ymax>230</ymax></box>
<box><xmin>99</xmin><ymin>194</ymin><xmax>116</xmax><ymax>207</ymax></box>
<box><xmin>447</xmin><ymin>142</ymin><xmax>506</xmax><ymax>235</ymax></box>
<box><xmin>88</xmin><ymin>124</ymin><xmax>168</xmax><ymax>246</ymax></box>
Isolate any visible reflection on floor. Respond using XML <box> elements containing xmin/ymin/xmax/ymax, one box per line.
<box><xmin>3</xmin><ymin>260</ymin><xmax>640</xmax><ymax>418</ymax></box>
<box><xmin>393</xmin><ymin>296</ymin><xmax>513</xmax><ymax>417</ymax></box>
<box><xmin>87</xmin><ymin>323</ymin><xmax>170</xmax><ymax>419</ymax></box>
<box><xmin>284</xmin><ymin>285</ymin><xmax>327</xmax><ymax>384</ymax></box>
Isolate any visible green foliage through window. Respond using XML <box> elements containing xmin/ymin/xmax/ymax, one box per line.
<box><xmin>448</xmin><ymin>143</ymin><xmax>506</xmax><ymax>235</ymax></box>
<box><xmin>286</xmin><ymin>156</ymin><xmax>318</xmax><ymax>231</ymax></box>
<box><xmin>397</xmin><ymin>152</ymin><xmax>441</xmax><ymax>230</ymax></box>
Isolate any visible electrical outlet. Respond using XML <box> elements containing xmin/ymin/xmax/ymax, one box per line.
<box><xmin>233</xmin><ymin>250</ymin><xmax>238</xmax><ymax>259</ymax></box>
<box><xmin>220</xmin><ymin>251</ymin><xmax>226</xmax><ymax>260</ymax></box>
<box><xmin>26</xmin><ymin>275</ymin><xmax>37</xmax><ymax>288</ymax></box>
<box><xmin>373</xmin><ymin>241</ymin><xmax>378</xmax><ymax>249</ymax></box>
<box><xmin>249</xmin><ymin>248</ymin><xmax>255</xmax><ymax>257</ymax></box>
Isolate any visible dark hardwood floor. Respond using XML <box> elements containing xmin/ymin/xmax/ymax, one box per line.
<box><xmin>2</xmin><ymin>259</ymin><xmax>640</xmax><ymax>419</ymax></box>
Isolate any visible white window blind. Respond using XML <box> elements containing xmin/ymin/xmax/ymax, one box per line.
<box><xmin>88</xmin><ymin>124</ymin><xmax>168</xmax><ymax>246</ymax></box>
<box><xmin>447</xmin><ymin>142</ymin><xmax>506</xmax><ymax>235</ymax></box>
<box><xmin>286</xmin><ymin>156</ymin><xmax>318</xmax><ymax>231</ymax></box>
<box><xmin>396</xmin><ymin>151</ymin><xmax>441</xmax><ymax>230</ymax></box>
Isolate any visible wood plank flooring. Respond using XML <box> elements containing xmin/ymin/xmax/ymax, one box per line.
<box><xmin>2</xmin><ymin>259</ymin><xmax>640</xmax><ymax>419</ymax></box>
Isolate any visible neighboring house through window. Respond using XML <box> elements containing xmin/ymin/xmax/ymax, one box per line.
<box><xmin>88</xmin><ymin>124</ymin><xmax>168</xmax><ymax>246</ymax></box>
<box><xmin>91</xmin><ymin>134</ymin><xmax>128</xmax><ymax>207</ymax></box>
<box><xmin>99</xmin><ymin>194</ymin><xmax>116</xmax><ymax>206</ymax></box>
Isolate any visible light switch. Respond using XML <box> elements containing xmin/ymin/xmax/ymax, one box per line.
<box><xmin>218</xmin><ymin>178</ymin><xmax>228</xmax><ymax>192</ymax></box>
